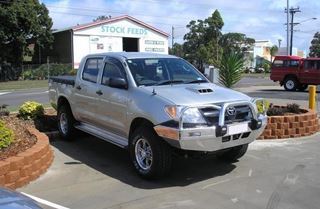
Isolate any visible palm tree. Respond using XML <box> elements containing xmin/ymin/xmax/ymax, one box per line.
<box><xmin>216</xmin><ymin>51</ymin><xmax>244</xmax><ymax>88</ymax></box>
<box><xmin>270</xmin><ymin>45</ymin><xmax>278</xmax><ymax>62</ymax></box>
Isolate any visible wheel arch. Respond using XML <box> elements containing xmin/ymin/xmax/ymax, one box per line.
<box><xmin>57</xmin><ymin>96</ymin><xmax>71</xmax><ymax>111</ymax></box>
<box><xmin>129</xmin><ymin>117</ymin><xmax>154</xmax><ymax>140</ymax></box>
<box><xmin>283</xmin><ymin>74</ymin><xmax>298</xmax><ymax>82</ymax></box>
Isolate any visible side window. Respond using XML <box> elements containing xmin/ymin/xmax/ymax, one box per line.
<box><xmin>273</xmin><ymin>60</ymin><xmax>284</xmax><ymax>68</ymax></box>
<box><xmin>289</xmin><ymin>60</ymin><xmax>299</xmax><ymax>67</ymax></box>
<box><xmin>304</xmin><ymin>60</ymin><xmax>317</xmax><ymax>69</ymax></box>
<box><xmin>82</xmin><ymin>58</ymin><xmax>103</xmax><ymax>83</ymax></box>
<box><xmin>102</xmin><ymin>58</ymin><xmax>125</xmax><ymax>86</ymax></box>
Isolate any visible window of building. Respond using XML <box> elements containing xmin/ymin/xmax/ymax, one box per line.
<box><xmin>82</xmin><ymin>58</ymin><xmax>103</xmax><ymax>83</ymax></box>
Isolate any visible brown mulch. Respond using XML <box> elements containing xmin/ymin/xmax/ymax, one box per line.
<box><xmin>0</xmin><ymin>109</ymin><xmax>58</xmax><ymax>160</ymax></box>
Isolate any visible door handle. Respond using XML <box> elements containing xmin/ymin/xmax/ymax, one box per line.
<box><xmin>96</xmin><ymin>90</ymin><xmax>103</xmax><ymax>95</ymax></box>
<box><xmin>76</xmin><ymin>85</ymin><xmax>82</xmax><ymax>90</ymax></box>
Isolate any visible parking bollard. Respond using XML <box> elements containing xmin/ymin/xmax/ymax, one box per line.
<box><xmin>309</xmin><ymin>85</ymin><xmax>317</xmax><ymax>111</ymax></box>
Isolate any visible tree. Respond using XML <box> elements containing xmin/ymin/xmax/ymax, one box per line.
<box><xmin>183</xmin><ymin>10</ymin><xmax>224</xmax><ymax>72</ymax></box>
<box><xmin>309</xmin><ymin>32</ymin><xmax>320</xmax><ymax>57</ymax></box>
<box><xmin>219</xmin><ymin>33</ymin><xmax>255</xmax><ymax>55</ymax></box>
<box><xmin>169</xmin><ymin>43</ymin><xmax>184</xmax><ymax>57</ymax></box>
<box><xmin>93</xmin><ymin>15</ymin><xmax>112</xmax><ymax>22</ymax></box>
<box><xmin>269</xmin><ymin>45</ymin><xmax>278</xmax><ymax>62</ymax></box>
<box><xmin>0</xmin><ymin>0</ymin><xmax>53</xmax><ymax>67</ymax></box>
<box><xmin>215</xmin><ymin>51</ymin><xmax>244</xmax><ymax>88</ymax></box>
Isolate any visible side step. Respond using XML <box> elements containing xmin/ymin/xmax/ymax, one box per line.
<box><xmin>75</xmin><ymin>123</ymin><xmax>128</xmax><ymax>148</ymax></box>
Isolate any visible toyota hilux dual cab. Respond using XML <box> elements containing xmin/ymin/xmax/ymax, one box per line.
<box><xmin>271</xmin><ymin>55</ymin><xmax>320</xmax><ymax>91</ymax></box>
<box><xmin>49</xmin><ymin>52</ymin><xmax>267</xmax><ymax>179</ymax></box>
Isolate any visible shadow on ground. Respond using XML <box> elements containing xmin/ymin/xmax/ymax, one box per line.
<box><xmin>49</xmin><ymin>133</ymin><xmax>236</xmax><ymax>189</ymax></box>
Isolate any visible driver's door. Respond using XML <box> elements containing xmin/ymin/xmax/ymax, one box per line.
<box><xmin>95</xmin><ymin>57</ymin><xmax>129</xmax><ymax>137</ymax></box>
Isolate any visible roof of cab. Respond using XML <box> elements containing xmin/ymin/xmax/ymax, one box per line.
<box><xmin>86</xmin><ymin>52</ymin><xmax>178</xmax><ymax>60</ymax></box>
<box><xmin>274</xmin><ymin>55</ymin><xmax>302</xmax><ymax>60</ymax></box>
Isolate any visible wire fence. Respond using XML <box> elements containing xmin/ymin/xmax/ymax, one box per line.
<box><xmin>0</xmin><ymin>63</ymin><xmax>74</xmax><ymax>81</ymax></box>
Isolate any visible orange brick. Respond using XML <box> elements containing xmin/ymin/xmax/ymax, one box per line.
<box><xmin>279</xmin><ymin>123</ymin><xmax>289</xmax><ymax>129</ymax></box>
<box><xmin>5</xmin><ymin>182</ymin><xmax>16</xmax><ymax>189</ymax></box>
<box><xmin>272</xmin><ymin>117</ymin><xmax>284</xmax><ymax>123</ymax></box>
<box><xmin>296</xmin><ymin>127</ymin><xmax>305</xmax><ymax>135</ymax></box>
<box><xmin>300</xmin><ymin>121</ymin><xmax>308</xmax><ymax>127</ymax></box>
<box><xmin>295</xmin><ymin>116</ymin><xmax>302</xmax><ymax>122</ymax></box>
<box><xmin>263</xmin><ymin>129</ymin><xmax>272</xmax><ymax>137</ymax></box>
<box><xmin>267</xmin><ymin>123</ymin><xmax>277</xmax><ymax>130</ymax></box>
<box><xmin>16</xmin><ymin>176</ymin><xmax>30</xmax><ymax>188</ymax></box>
<box><xmin>290</xmin><ymin>122</ymin><xmax>300</xmax><ymax>129</ymax></box>
<box><xmin>275</xmin><ymin>129</ymin><xmax>284</xmax><ymax>137</ymax></box>
<box><xmin>284</xmin><ymin>116</ymin><xmax>295</xmax><ymax>123</ymax></box>
<box><xmin>267</xmin><ymin>136</ymin><xmax>277</xmax><ymax>139</ymax></box>
<box><xmin>4</xmin><ymin>170</ymin><xmax>20</xmax><ymax>183</ymax></box>
<box><xmin>0</xmin><ymin>175</ymin><xmax>5</xmax><ymax>185</ymax></box>
<box><xmin>0</xmin><ymin>161</ymin><xmax>10</xmax><ymax>176</ymax></box>
<box><xmin>8</xmin><ymin>156</ymin><xmax>25</xmax><ymax>171</ymax></box>
<box><xmin>308</xmin><ymin>120</ymin><xmax>315</xmax><ymax>126</ymax></box>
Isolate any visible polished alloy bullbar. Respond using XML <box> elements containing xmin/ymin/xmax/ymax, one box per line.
<box><xmin>154</xmin><ymin>99</ymin><xmax>266</xmax><ymax>142</ymax></box>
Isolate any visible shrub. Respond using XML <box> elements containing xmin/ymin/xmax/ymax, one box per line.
<box><xmin>18</xmin><ymin>101</ymin><xmax>44</xmax><ymax>120</ymax></box>
<box><xmin>256</xmin><ymin>100</ymin><xmax>270</xmax><ymax>114</ymax></box>
<box><xmin>286</xmin><ymin>103</ymin><xmax>301</xmax><ymax>114</ymax></box>
<box><xmin>0</xmin><ymin>121</ymin><xmax>14</xmax><ymax>149</ymax></box>
<box><xmin>0</xmin><ymin>104</ymin><xmax>9</xmax><ymax>116</ymax></box>
<box><xmin>267</xmin><ymin>107</ymin><xmax>286</xmax><ymax>116</ymax></box>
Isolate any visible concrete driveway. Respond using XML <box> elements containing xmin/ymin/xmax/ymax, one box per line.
<box><xmin>19</xmin><ymin>133</ymin><xmax>320</xmax><ymax>209</ymax></box>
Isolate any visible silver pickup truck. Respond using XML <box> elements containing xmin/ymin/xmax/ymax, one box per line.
<box><xmin>49</xmin><ymin>52</ymin><xmax>267</xmax><ymax>179</ymax></box>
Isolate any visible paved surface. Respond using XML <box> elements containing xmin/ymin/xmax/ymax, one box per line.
<box><xmin>0</xmin><ymin>88</ymin><xmax>48</xmax><ymax>108</ymax></box>
<box><xmin>19</xmin><ymin>133</ymin><xmax>320</xmax><ymax>209</ymax></box>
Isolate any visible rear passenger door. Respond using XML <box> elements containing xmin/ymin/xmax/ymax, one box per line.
<box><xmin>74</xmin><ymin>57</ymin><xmax>103</xmax><ymax>124</ymax></box>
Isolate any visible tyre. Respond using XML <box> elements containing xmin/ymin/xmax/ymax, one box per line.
<box><xmin>218</xmin><ymin>144</ymin><xmax>248</xmax><ymax>162</ymax></box>
<box><xmin>298</xmin><ymin>84</ymin><xmax>308</xmax><ymax>92</ymax></box>
<box><xmin>284</xmin><ymin>77</ymin><xmax>298</xmax><ymax>91</ymax></box>
<box><xmin>129</xmin><ymin>125</ymin><xmax>172</xmax><ymax>179</ymax></box>
<box><xmin>57</xmin><ymin>105</ymin><xmax>77</xmax><ymax>140</ymax></box>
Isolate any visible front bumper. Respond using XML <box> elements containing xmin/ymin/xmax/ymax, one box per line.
<box><xmin>154</xmin><ymin>100</ymin><xmax>267</xmax><ymax>152</ymax></box>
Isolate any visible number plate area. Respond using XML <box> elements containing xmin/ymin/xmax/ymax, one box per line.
<box><xmin>227</xmin><ymin>123</ymin><xmax>249</xmax><ymax>135</ymax></box>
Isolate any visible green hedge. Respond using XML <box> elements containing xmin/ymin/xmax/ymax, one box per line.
<box><xmin>18</xmin><ymin>101</ymin><xmax>44</xmax><ymax>120</ymax></box>
<box><xmin>22</xmin><ymin>64</ymin><xmax>75</xmax><ymax>80</ymax></box>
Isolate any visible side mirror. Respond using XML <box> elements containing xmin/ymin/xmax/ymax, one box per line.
<box><xmin>109</xmin><ymin>77</ymin><xmax>128</xmax><ymax>89</ymax></box>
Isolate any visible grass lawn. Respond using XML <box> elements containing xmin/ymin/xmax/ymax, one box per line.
<box><xmin>0</xmin><ymin>80</ymin><xmax>48</xmax><ymax>91</ymax></box>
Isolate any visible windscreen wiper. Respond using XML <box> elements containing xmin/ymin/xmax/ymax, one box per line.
<box><xmin>156</xmin><ymin>80</ymin><xmax>184</xmax><ymax>86</ymax></box>
<box><xmin>187</xmin><ymin>80</ymin><xmax>208</xmax><ymax>84</ymax></box>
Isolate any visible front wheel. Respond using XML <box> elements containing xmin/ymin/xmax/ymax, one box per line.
<box><xmin>217</xmin><ymin>144</ymin><xmax>248</xmax><ymax>162</ymax></box>
<box><xmin>284</xmin><ymin>77</ymin><xmax>298</xmax><ymax>91</ymax></box>
<box><xmin>129</xmin><ymin>125</ymin><xmax>172</xmax><ymax>179</ymax></box>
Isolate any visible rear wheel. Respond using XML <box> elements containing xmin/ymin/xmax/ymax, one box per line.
<box><xmin>284</xmin><ymin>77</ymin><xmax>298</xmax><ymax>91</ymax></box>
<box><xmin>57</xmin><ymin>105</ymin><xmax>77</xmax><ymax>140</ymax></box>
<box><xmin>218</xmin><ymin>144</ymin><xmax>248</xmax><ymax>162</ymax></box>
<box><xmin>298</xmin><ymin>84</ymin><xmax>308</xmax><ymax>91</ymax></box>
<box><xmin>129</xmin><ymin>125</ymin><xmax>172</xmax><ymax>179</ymax></box>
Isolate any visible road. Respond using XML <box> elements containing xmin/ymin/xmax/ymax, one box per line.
<box><xmin>19</xmin><ymin>133</ymin><xmax>320</xmax><ymax>209</ymax></box>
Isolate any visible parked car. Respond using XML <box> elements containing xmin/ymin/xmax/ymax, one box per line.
<box><xmin>0</xmin><ymin>187</ymin><xmax>43</xmax><ymax>209</ymax></box>
<box><xmin>270</xmin><ymin>55</ymin><xmax>320</xmax><ymax>91</ymax></box>
<box><xmin>49</xmin><ymin>52</ymin><xmax>267</xmax><ymax>179</ymax></box>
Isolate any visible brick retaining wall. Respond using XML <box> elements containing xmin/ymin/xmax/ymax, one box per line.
<box><xmin>259</xmin><ymin>109</ymin><xmax>319</xmax><ymax>139</ymax></box>
<box><xmin>0</xmin><ymin>127</ymin><xmax>53</xmax><ymax>189</ymax></box>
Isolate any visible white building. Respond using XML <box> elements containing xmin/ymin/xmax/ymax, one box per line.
<box><xmin>252</xmin><ymin>40</ymin><xmax>273</xmax><ymax>67</ymax></box>
<box><xmin>277</xmin><ymin>47</ymin><xmax>306</xmax><ymax>58</ymax></box>
<box><xmin>44</xmin><ymin>15</ymin><xmax>169</xmax><ymax>68</ymax></box>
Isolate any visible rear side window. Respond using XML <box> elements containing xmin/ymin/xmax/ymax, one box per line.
<box><xmin>273</xmin><ymin>60</ymin><xmax>285</xmax><ymax>68</ymax></box>
<box><xmin>288</xmin><ymin>60</ymin><xmax>299</xmax><ymax>67</ymax></box>
<box><xmin>82</xmin><ymin>58</ymin><xmax>103</xmax><ymax>83</ymax></box>
<box><xmin>304</xmin><ymin>60</ymin><xmax>320</xmax><ymax>70</ymax></box>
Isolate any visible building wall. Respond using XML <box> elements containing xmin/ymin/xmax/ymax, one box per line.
<box><xmin>72</xmin><ymin>19</ymin><xmax>168</xmax><ymax>68</ymax></box>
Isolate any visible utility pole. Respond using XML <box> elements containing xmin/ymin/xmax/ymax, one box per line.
<box><xmin>171</xmin><ymin>26</ymin><xmax>174</xmax><ymax>48</ymax></box>
<box><xmin>289</xmin><ymin>7</ymin><xmax>301</xmax><ymax>55</ymax></box>
<box><xmin>286</xmin><ymin>0</ymin><xmax>290</xmax><ymax>55</ymax></box>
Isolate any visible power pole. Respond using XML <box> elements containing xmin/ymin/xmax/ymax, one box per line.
<box><xmin>286</xmin><ymin>7</ymin><xmax>301</xmax><ymax>55</ymax></box>
<box><xmin>171</xmin><ymin>26</ymin><xmax>174</xmax><ymax>48</ymax></box>
<box><xmin>286</xmin><ymin>0</ymin><xmax>290</xmax><ymax>55</ymax></box>
<box><xmin>278</xmin><ymin>39</ymin><xmax>282</xmax><ymax>48</ymax></box>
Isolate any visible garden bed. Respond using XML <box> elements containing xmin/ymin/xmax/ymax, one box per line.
<box><xmin>259</xmin><ymin>106</ymin><xmax>319</xmax><ymax>139</ymax></box>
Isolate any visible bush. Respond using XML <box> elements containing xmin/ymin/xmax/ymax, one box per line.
<box><xmin>286</xmin><ymin>103</ymin><xmax>301</xmax><ymax>114</ymax></box>
<box><xmin>0</xmin><ymin>104</ymin><xmax>9</xmax><ymax>116</ymax></box>
<box><xmin>0</xmin><ymin>121</ymin><xmax>14</xmax><ymax>149</ymax></box>
<box><xmin>18</xmin><ymin>101</ymin><xmax>44</xmax><ymax>120</ymax></box>
<box><xmin>256</xmin><ymin>100</ymin><xmax>270</xmax><ymax>114</ymax></box>
<box><xmin>267</xmin><ymin>107</ymin><xmax>285</xmax><ymax>116</ymax></box>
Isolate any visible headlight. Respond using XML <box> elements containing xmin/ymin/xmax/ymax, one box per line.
<box><xmin>165</xmin><ymin>106</ymin><xmax>207</xmax><ymax>128</ymax></box>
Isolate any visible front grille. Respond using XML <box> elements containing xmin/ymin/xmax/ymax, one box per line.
<box><xmin>200</xmin><ymin>105</ymin><xmax>253</xmax><ymax>126</ymax></box>
<box><xmin>224</xmin><ymin>105</ymin><xmax>252</xmax><ymax>124</ymax></box>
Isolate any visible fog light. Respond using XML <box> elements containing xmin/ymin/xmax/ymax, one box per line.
<box><xmin>216</xmin><ymin>125</ymin><xmax>227</xmax><ymax>137</ymax></box>
<box><xmin>249</xmin><ymin>119</ymin><xmax>262</xmax><ymax>130</ymax></box>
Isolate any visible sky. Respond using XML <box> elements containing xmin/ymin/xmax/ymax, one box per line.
<box><xmin>42</xmin><ymin>0</ymin><xmax>320</xmax><ymax>52</ymax></box>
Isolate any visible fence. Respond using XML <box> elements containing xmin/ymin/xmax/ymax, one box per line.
<box><xmin>0</xmin><ymin>63</ymin><xmax>74</xmax><ymax>81</ymax></box>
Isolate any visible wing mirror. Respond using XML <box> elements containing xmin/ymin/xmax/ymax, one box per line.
<box><xmin>109</xmin><ymin>77</ymin><xmax>128</xmax><ymax>89</ymax></box>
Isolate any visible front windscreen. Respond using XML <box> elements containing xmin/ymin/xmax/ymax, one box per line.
<box><xmin>126</xmin><ymin>58</ymin><xmax>207</xmax><ymax>86</ymax></box>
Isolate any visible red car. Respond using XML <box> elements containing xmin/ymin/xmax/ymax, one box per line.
<box><xmin>270</xmin><ymin>55</ymin><xmax>320</xmax><ymax>91</ymax></box>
